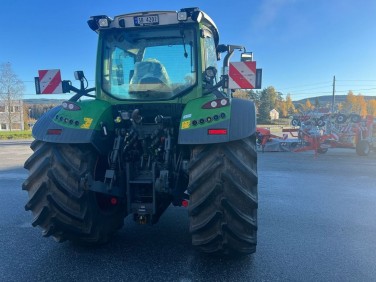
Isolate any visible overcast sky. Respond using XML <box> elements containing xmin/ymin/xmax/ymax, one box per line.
<box><xmin>1</xmin><ymin>0</ymin><xmax>375</xmax><ymax>100</ymax></box>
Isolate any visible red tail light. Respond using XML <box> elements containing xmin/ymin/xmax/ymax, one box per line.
<box><xmin>110</xmin><ymin>197</ymin><xmax>118</xmax><ymax>205</ymax></box>
<box><xmin>47</xmin><ymin>129</ymin><xmax>62</xmax><ymax>135</ymax></box>
<box><xmin>181</xmin><ymin>200</ymin><xmax>189</xmax><ymax>207</ymax></box>
<box><xmin>208</xmin><ymin>129</ymin><xmax>227</xmax><ymax>135</ymax></box>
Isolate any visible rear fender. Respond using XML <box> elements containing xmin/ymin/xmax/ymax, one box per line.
<box><xmin>32</xmin><ymin>100</ymin><xmax>114</xmax><ymax>154</ymax></box>
<box><xmin>178</xmin><ymin>97</ymin><xmax>256</xmax><ymax>144</ymax></box>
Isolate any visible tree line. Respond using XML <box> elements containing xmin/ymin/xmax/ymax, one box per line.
<box><xmin>0</xmin><ymin>62</ymin><xmax>24</xmax><ymax>130</ymax></box>
<box><xmin>233</xmin><ymin>87</ymin><xmax>376</xmax><ymax>123</ymax></box>
<box><xmin>0</xmin><ymin>63</ymin><xmax>61</xmax><ymax>130</ymax></box>
<box><xmin>1</xmin><ymin>62</ymin><xmax>376</xmax><ymax>128</ymax></box>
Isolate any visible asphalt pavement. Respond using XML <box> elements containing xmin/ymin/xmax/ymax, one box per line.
<box><xmin>1</xmin><ymin>141</ymin><xmax>376</xmax><ymax>282</ymax></box>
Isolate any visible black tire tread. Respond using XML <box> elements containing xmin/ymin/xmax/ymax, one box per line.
<box><xmin>188</xmin><ymin>135</ymin><xmax>258</xmax><ymax>255</ymax></box>
<box><xmin>23</xmin><ymin>141</ymin><xmax>124</xmax><ymax>244</ymax></box>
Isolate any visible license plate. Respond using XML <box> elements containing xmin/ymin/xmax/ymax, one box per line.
<box><xmin>134</xmin><ymin>15</ymin><xmax>159</xmax><ymax>26</ymax></box>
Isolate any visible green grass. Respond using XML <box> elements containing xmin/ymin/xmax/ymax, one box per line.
<box><xmin>0</xmin><ymin>130</ymin><xmax>33</xmax><ymax>140</ymax></box>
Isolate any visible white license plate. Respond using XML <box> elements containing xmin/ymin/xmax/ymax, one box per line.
<box><xmin>134</xmin><ymin>15</ymin><xmax>159</xmax><ymax>26</ymax></box>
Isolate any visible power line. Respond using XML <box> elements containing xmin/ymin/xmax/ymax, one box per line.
<box><xmin>283</xmin><ymin>86</ymin><xmax>376</xmax><ymax>95</ymax></box>
<box><xmin>336</xmin><ymin>79</ymin><xmax>376</xmax><ymax>82</ymax></box>
<box><xmin>278</xmin><ymin>81</ymin><xmax>332</xmax><ymax>91</ymax></box>
<box><xmin>288</xmin><ymin>91</ymin><xmax>333</xmax><ymax>96</ymax></box>
<box><xmin>278</xmin><ymin>78</ymin><xmax>376</xmax><ymax>93</ymax></box>
<box><xmin>284</xmin><ymin>85</ymin><xmax>332</xmax><ymax>92</ymax></box>
<box><xmin>336</xmin><ymin>84</ymin><xmax>376</xmax><ymax>87</ymax></box>
<box><xmin>289</xmin><ymin>89</ymin><xmax>376</xmax><ymax>97</ymax></box>
<box><xmin>335</xmin><ymin>87</ymin><xmax>376</xmax><ymax>93</ymax></box>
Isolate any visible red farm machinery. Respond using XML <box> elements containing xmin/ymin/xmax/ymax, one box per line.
<box><xmin>285</xmin><ymin>113</ymin><xmax>375</xmax><ymax>156</ymax></box>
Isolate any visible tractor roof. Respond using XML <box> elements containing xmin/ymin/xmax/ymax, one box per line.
<box><xmin>88</xmin><ymin>7</ymin><xmax>219</xmax><ymax>46</ymax></box>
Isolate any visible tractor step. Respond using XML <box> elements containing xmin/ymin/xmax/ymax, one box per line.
<box><xmin>127</xmin><ymin>174</ymin><xmax>155</xmax><ymax>220</ymax></box>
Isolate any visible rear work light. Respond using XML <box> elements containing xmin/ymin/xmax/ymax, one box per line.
<box><xmin>98</xmin><ymin>18</ymin><xmax>110</xmax><ymax>27</ymax></box>
<box><xmin>47</xmin><ymin>129</ymin><xmax>62</xmax><ymax>135</ymax></box>
<box><xmin>208</xmin><ymin>129</ymin><xmax>227</xmax><ymax>135</ymax></box>
<box><xmin>202</xmin><ymin>98</ymin><xmax>229</xmax><ymax>109</ymax></box>
<box><xmin>88</xmin><ymin>15</ymin><xmax>113</xmax><ymax>31</ymax></box>
<box><xmin>177</xmin><ymin>11</ymin><xmax>188</xmax><ymax>21</ymax></box>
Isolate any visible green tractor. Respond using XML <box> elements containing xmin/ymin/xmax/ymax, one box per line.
<box><xmin>23</xmin><ymin>7</ymin><xmax>260</xmax><ymax>255</ymax></box>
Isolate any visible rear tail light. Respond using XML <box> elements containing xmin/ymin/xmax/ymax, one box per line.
<box><xmin>110</xmin><ymin>197</ymin><xmax>118</xmax><ymax>205</ymax></box>
<box><xmin>208</xmin><ymin>129</ymin><xmax>227</xmax><ymax>135</ymax></box>
<box><xmin>181</xmin><ymin>200</ymin><xmax>189</xmax><ymax>207</ymax></box>
<box><xmin>47</xmin><ymin>129</ymin><xmax>62</xmax><ymax>135</ymax></box>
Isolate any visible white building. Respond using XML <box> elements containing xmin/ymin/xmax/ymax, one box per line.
<box><xmin>270</xmin><ymin>108</ymin><xmax>279</xmax><ymax>120</ymax></box>
<box><xmin>0</xmin><ymin>100</ymin><xmax>24</xmax><ymax>131</ymax></box>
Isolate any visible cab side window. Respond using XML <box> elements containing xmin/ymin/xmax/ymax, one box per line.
<box><xmin>202</xmin><ymin>29</ymin><xmax>218</xmax><ymax>79</ymax></box>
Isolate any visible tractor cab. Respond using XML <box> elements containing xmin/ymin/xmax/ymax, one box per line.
<box><xmin>88</xmin><ymin>8</ymin><xmax>219</xmax><ymax>102</ymax></box>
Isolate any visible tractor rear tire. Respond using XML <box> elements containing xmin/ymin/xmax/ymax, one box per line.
<box><xmin>188</xmin><ymin>135</ymin><xmax>258</xmax><ymax>255</ymax></box>
<box><xmin>22</xmin><ymin>141</ymin><xmax>125</xmax><ymax>244</ymax></box>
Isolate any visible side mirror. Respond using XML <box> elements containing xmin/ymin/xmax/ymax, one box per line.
<box><xmin>217</xmin><ymin>44</ymin><xmax>228</xmax><ymax>53</ymax></box>
<box><xmin>216</xmin><ymin>44</ymin><xmax>228</xmax><ymax>61</ymax></box>
<box><xmin>203</xmin><ymin>66</ymin><xmax>217</xmax><ymax>85</ymax></box>
<box><xmin>74</xmin><ymin>71</ymin><xmax>85</xmax><ymax>81</ymax></box>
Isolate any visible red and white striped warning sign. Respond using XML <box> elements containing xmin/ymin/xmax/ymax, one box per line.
<box><xmin>38</xmin><ymin>69</ymin><xmax>63</xmax><ymax>94</ymax></box>
<box><xmin>229</xmin><ymin>61</ymin><xmax>256</xmax><ymax>89</ymax></box>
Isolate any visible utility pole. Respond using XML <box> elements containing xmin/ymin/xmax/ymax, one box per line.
<box><xmin>331</xmin><ymin>75</ymin><xmax>336</xmax><ymax>113</ymax></box>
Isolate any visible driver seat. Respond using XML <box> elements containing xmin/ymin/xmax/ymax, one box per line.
<box><xmin>130</xmin><ymin>59</ymin><xmax>170</xmax><ymax>85</ymax></box>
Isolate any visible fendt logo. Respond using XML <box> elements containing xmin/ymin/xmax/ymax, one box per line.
<box><xmin>35</xmin><ymin>69</ymin><xmax>63</xmax><ymax>94</ymax></box>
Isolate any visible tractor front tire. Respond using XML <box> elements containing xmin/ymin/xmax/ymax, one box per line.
<box><xmin>22</xmin><ymin>141</ymin><xmax>125</xmax><ymax>244</ymax></box>
<box><xmin>188</xmin><ymin>135</ymin><xmax>258</xmax><ymax>255</ymax></box>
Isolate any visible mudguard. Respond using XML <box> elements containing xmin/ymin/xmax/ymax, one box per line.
<box><xmin>178</xmin><ymin>97</ymin><xmax>256</xmax><ymax>144</ymax></box>
<box><xmin>32</xmin><ymin>99</ymin><xmax>114</xmax><ymax>154</ymax></box>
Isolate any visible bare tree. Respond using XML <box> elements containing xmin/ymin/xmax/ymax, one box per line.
<box><xmin>0</xmin><ymin>62</ymin><xmax>25</xmax><ymax>131</ymax></box>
